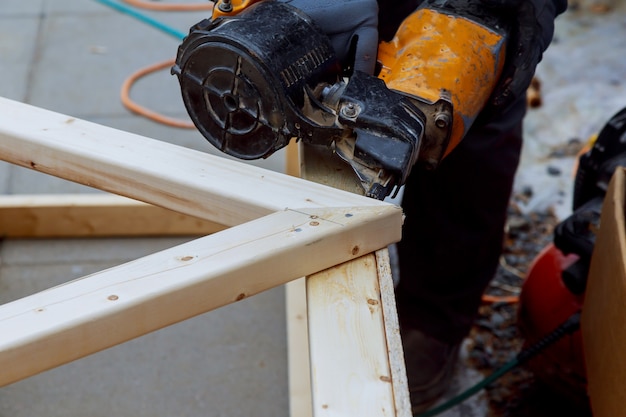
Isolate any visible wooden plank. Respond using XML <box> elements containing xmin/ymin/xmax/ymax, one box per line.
<box><xmin>582</xmin><ymin>167</ymin><xmax>626</xmax><ymax>417</ymax></box>
<box><xmin>0</xmin><ymin>194</ymin><xmax>225</xmax><ymax>238</ymax></box>
<box><xmin>286</xmin><ymin>278</ymin><xmax>313</xmax><ymax>417</ymax></box>
<box><xmin>286</xmin><ymin>140</ymin><xmax>301</xmax><ymax>178</ymax></box>
<box><xmin>0</xmin><ymin>97</ymin><xmax>388</xmax><ymax>229</ymax></box>
<box><xmin>284</xmin><ymin>142</ymin><xmax>314</xmax><ymax>417</ymax></box>
<box><xmin>300</xmin><ymin>144</ymin><xmax>364</xmax><ymax>195</ymax></box>
<box><xmin>376</xmin><ymin>249</ymin><xmax>412</xmax><ymax>416</ymax></box>
<box><xmin>300</xmin><ymin>144</ymin><xmax>411</xmax><ymax>417</ymax></box>
<box><xmin>0</xmin><ymin>204</ymin><xmax>401</xmax><ymax>387</ymax></box>
<box><xmin>307</xmin><ymin>253</ymin><xmax>396</xmax><ymax>415</ymax></box>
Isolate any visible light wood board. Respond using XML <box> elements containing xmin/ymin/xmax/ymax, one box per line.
<box><xmin>582</xmin><ymin>167</ymin><xmax>626</xmax><ymax>417</ymax></box>
<box><xmin>299</xmin><ymin>144</ymin><xmax>412</xmax><ymax>417</ymax></box>
<box><xmin>0</xmin><ymin>202</ymin><xmax>400</xmax><ymax>387</ymax></box>
<box><xmin>0</xmin><ymin>97</ymin><xmax>390</xmax><ymax>228</ymax></box>
<box><xmin>0</xmin><ymin>97</ymin><xmax>403</xmax><ymax>391</ymax></box>
<box><xmin>0</xmin><ymin>194</ymin><xmax>224</xmax><ymax>238</ymax></box>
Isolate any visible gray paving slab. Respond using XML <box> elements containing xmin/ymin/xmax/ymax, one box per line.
<box><xmin>0</xmin><ymin>162</ymin><xmax>10</xmax><ymax>194</ymax></box>
<box><xmin>0</xmin><ymin>237</ymin><xmax>191</xmax><ymax>267</ymax></box>
<box><xmin>21</xmin><ymin>5</ymin><xmax>202</xmax><ymax>115</ymax></box>
<box><xmin>5</xmin><ymin>165</ymin><xmax>103</xmax><ymax>194</ymax></box>
<box><xmin>0</xmin><ymin>264</ymin><xmax>288</xmax><ymax>417</ymax></box>
<box><xmin>0</xmin><ymin>16</ymin><xmax>40</xmax><ymax>102</ymax></box>
<box><xmin>0</xmin><ymin>237</ymin><xmax>288</xmax><ymax>417</ymax></box>
<box><xmin>43</xmin><ymin>0</ymin><xmax>115</xmax><ymax>14</ymax></box>
<box><xmin>1</xmin><ymin>0</ymin><xmax>45</xmax><ymax>16</ymax></box>
<box><xmin>26</xmin><ymin>12</ymin><xmax>178</xmax><ymax>116</ymax></box>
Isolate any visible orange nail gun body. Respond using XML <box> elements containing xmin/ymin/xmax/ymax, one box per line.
<box><xmin>378</xmin><ymin>6</ymin><xmax>507</xmax><ymax>161</ymax></box>
<box><xmin>173</xmin><ymin>0</ymin><xmax>508</xmax><ymax>198</ymax></box>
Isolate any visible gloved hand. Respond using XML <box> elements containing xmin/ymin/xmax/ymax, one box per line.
<box><xmin>481</xmin><ymin>0</ymin><xmax>567</xmax><ymax>110</ymax></box>
<box><xmin>279</xmin><ymin>0</ymin><xmax>379</xmax><ymax>75</ymax></box>
<box><xmin>426</xmin><ymin>0</ymin><xmax>566</xmax><ymax>111</ymax></box>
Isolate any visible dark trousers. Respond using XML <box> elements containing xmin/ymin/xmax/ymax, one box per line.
<box><xmin>395</xmin><ymin>97</ymin><xmax>526</xmax><ymax>345</ymax></box>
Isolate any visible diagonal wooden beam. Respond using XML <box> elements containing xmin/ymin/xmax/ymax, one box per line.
<box><xmin>0</xmin><ymin>204</ymin><xmax>401</xmax><ymax>387</ymax></box>
<box><xmin>0</xmin><ymin>97</ymin><xmax>388</xmax><ymax>228</ymax></box>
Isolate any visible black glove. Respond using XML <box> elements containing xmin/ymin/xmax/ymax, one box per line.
<box><xmin>480</xmin><ymin>0</ymin><xmax>567</xmax><ymax>110</ymax></box>
<box><xmin>279</xmin><ymin>0</ymin><xmax>379</xmax><ymax>75</ymax></box>
<box><xmin>426</xmin><ymin>0</ymin><xmax>566</xmax><ymax>111</ymax></box>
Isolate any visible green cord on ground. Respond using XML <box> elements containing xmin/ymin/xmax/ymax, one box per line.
<box><xmin>415</xmin><ymin>358</ymin><xmax>519</xmax><ymax>417</ymax></box>
<box><xmin>416</xmin><ymin>311</ymin><xmax>581</xmax><ymax>417</ymax></box>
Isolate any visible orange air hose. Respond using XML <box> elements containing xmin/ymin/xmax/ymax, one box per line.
<box><xmin>482</xmin><ymin>294</ymin><xmax>521</xmax><ymax>304</ymax></box>
<box><xmin>121</xmin><ymin>0</ymin><xmax>213</xmax><ymax>11</ymax></box>
<box><xmin>119</xmin><ymin>1</ymin><xmax>213</xmax><ymax>128</ymax></box>
<box><xmin>120</xmin><ymin>58</ymin><xmax>196</xmax><ymax>128</ymax></box>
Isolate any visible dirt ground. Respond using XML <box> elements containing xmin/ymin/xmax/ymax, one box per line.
<box><xmin>453</xmin><ymin>2</ymin><xmax>626</xmax><ymax>415</ymax></box>
<box><xmin>470</xmin><ymin>200</ymin><xmax>591</xmax><ymax>417</ymax></box>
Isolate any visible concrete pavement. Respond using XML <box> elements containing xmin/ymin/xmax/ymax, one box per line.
<box><xmin>1</xmin><ymin>2</ymin><xmax>287</xmax><ymax>416</ymax></box>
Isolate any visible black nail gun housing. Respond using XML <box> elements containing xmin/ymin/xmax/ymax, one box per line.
<box><xmin>172</xmin><ymin>1</ymin><xmax>428</xmax><ymax>200</ymax></box>
<box><xmin>172</xmin><ymin>1</ymin><xmax>343</xmax><ymax>160</ymax></box>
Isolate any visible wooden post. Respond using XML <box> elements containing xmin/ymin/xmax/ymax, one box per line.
<box><xmin>299</xmin><ymin>145</ymin><xmax>412</xmax><ymax>417</ymax></box>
